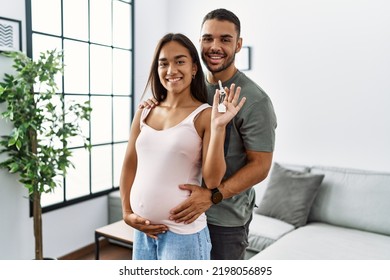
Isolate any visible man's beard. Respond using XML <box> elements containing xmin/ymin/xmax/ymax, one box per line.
<box><xmin>202</xmin><ymin>52</ymin><xmax>236</xmax><ymax>74</ymax></box>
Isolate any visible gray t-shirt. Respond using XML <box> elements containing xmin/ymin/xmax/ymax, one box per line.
<box><xmin>205</xmin><ymin>70</ymin><xmax>277</xmax><ymax>227</ymax></box>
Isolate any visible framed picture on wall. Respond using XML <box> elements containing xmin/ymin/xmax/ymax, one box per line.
<box><xmin>0</xmin><ymin>17</ymin><xmax>22</xmax><ymax>52</ymax></box>
<box><xmin>236</xmin><ymin>46</ymin><xmax>251</xmax><ymax>71</ymax></box>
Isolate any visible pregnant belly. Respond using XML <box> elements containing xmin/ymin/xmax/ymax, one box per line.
<box><xmin>130</xmin><ymin>183</ymin><xmax>190</xmax><ymax>224</ymax></box>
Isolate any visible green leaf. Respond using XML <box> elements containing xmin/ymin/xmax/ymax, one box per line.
<box><xmin>8</xmin><ymin>162</ymin><xmax>20</xmax><ymax>173</ymax></box>
<box><xmin>8</xmin><ymin>137</ymin><xmax>16</xmax><ymax>146</ymax></box>
<box><xmin>16</xmin><ymin>139</ymin><xmax>22</xmax><ymax>150</ymax></box>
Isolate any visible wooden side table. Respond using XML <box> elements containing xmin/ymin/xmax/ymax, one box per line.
<box><xmin>95</xmin><ymin>220</ymin><xmax>134</xmax><ymax>260</ymax></box>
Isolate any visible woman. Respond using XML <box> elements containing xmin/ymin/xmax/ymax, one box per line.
<box><xmin>119</xmin><ymin>33</ymin><xmax>245</xmax><ymax>260</ymax></box>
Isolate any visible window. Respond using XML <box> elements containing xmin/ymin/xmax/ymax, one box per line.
<box><xmin>26</xmin><ymin>0</ymin><xmax>134</xmax><ymax>212</ymax></box>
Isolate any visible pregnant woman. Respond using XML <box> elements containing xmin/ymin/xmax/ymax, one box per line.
<box><xmin>119</xmin><ymin>33</ymin><xmax>245</xmax><ymax>260</ymax></box>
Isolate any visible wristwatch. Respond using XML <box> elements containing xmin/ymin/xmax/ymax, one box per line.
<box><xmin>211</xmin><ymin>188</ymin><xmax>223</xmax><ymax>204</ymax></box>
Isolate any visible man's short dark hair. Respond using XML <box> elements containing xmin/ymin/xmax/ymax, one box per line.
<box><xmin>202</xmin><ymin>8</ymin><xmax>241</xmax><ymax>38</ymax></box>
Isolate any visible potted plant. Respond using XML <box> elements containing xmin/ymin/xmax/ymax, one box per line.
<box><xmin>0</xmin><ymin>50</ymin><xmax>92</xmax><ymax>260</ymax></box>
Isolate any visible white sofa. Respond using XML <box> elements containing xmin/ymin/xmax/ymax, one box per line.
<box><xmin>248</xmin><ymin>163</ymin><xmax>390</xmax><ymax>260</ymax></box>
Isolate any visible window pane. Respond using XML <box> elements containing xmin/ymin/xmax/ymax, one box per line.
<box><xmin>65</xmin><ymin>95</ymin><xmax>90</xmax><ymax>148</ymax></box>
<box><xmin>38</xmin><ymin>94</ymin><xmax>63</xmax><ymax>149</ymax></box>
<box><xmin>32</xmin><ymin>34</ymin><xmax>63</xmax><ymax>92</ymax></box>
<box><xmin>64</xmin><ymin>40</ymin><xmax>89</xmax><ymax>94</ymax></box>
<box><xmin>90</xmin><ymin>0</ymin><xmax>112</xmax><ymax>45</ymax></box>
<box><xmin>113</xmin><ymin>0</ymin><xmax>131</xmax><ymax>49</ymax></box>
<box><xmin>90</xmin><ymin>45</ymin><xmax>112</xmax><ymax>94</ymax></box>
<box><xmin>32</xmin><ymin>34</ymin><xmax>62</xmax><ymax>57</ymax></box>
<box><xmin>91</xmin><ymin>145</ymin><xmax>112</xmax><ymax>192</ymax></box>
<box><xmin>90</xmin><ymin>96</ymin><xmax>112</xmax><ymax>144</ymax></box>
<box><xmin>65</xmin><ymin>148</ymin><xmax>91</xmax><ymax>200</ymax></box>
<box><xmin>113</xmin><ymin>96</ymin><xmax>131</xmax><ymax>142</ymax></box>
<box><xmin>31</xmin><ymin>0</ymin><xmax>61</xmax><ymax>35</ymax></box>
<box><xmin>63</xmin><ymin>0</ymin><xmax>89</xmax><ymax>40</ymax></box>
<box><xmin>113</xmin><ymin>143</ymin><xmax>127</xmax><ymax>187</ymax></box>
<box><xmin>113</xmin><ymin>49</ymin><xmax>131</xmax><ymax>95</ymax></box>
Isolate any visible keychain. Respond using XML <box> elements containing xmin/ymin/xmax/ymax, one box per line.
<box><xmin>218</xmin><ymin>80</ymin><xmax>227</xmax><ymax>113</ymax></box>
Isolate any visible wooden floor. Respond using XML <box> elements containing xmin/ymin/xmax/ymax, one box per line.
<box><xmin>59</xmin><ymin>240</ymin><xmax>132</xmax><ymax>260</ymax></box>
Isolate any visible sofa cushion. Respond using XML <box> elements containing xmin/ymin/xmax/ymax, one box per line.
<box><xmin>248</xmin><ymin>214</ymin><xmax>295</xmax><ymax>253</ymax></box>
<box><xmin>254</xmin><ymin>162</ymin><xmax>310</xmax><ymax>205</ymax></box>
<box><xmin>309</xmin><ymin>166</ymin><xmax>390</xmax><ymax>236</ymax></box>
<box><xmin>255</xmin><ymin>163</ymin><xmax>324</xmax><ymax>227</ymax></box>
<box><xmin>250</xmin><ymin>222</ymin><xmax>390</xmax><ymax>260</ymax></box>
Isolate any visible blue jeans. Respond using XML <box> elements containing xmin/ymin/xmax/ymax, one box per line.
<box><xmin>132</xmin><ymin>227</ymin><xmax>211</xmax><ymax>260</ymax></box>
<box><xmin>208</xmin><ymin>216</ymin><xmax>252</xmax><ymax>260</ymax></box>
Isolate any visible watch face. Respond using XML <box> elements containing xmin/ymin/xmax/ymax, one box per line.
<box><xmin>212</xmin><ymin>190</ymin><xmax>223</xmax><ymax>204</ymax></box>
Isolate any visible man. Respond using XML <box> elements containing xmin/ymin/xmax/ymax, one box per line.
<box><xmin>142</xmin><ymin>8</ymin><xmax>277</xmax><ymax>259</ymax></box>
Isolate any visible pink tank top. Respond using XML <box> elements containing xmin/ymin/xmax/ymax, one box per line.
<box><xmin>130</xmin><ymin>103</ymin><xmax>210</xmax><ymax>234</ymax></box>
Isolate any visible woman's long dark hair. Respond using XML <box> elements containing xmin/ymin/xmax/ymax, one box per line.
<box><xmin>142</xmin><ymin>33</ymin><xmax>207</xmax><ymax>103</ymax></box>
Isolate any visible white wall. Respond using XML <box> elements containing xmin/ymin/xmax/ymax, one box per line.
<box><xmin>1</xmin><ymin>0</ymin><xmax>389</xmax><ymax>260</ymax></box>
<box><xmin>133</xmin><ymin>1</ymin><xmax>168</xmax><ymax>103</ymax></box>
